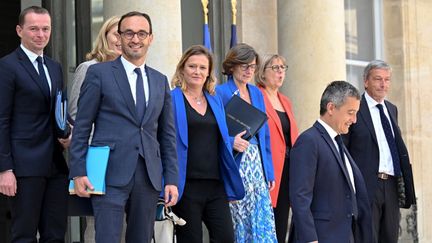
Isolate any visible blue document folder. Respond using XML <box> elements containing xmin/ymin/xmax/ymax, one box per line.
<box><xmin>55</xmin><ymin>90</ymin><xmax>71</xmax><ymax>138</ymax></box>
<box><xmin>69</xmin><ymin>146</ymin><xmax>110</xmax><ymax>195</ymax></box>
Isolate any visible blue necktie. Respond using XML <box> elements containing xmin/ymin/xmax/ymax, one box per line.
<box><xmin>36</xmin><ymin>56</ymin><xmax>51</xmax><ymax>97</ymax></box>
<box><xmin>376</xmin><ymin>104</ymin><xmax>401</xmax><ymax>176</ymax></box>
<box><xmin>134</xmin><ymin>68</ymin><xmax>146</xmax><ymax>122</ymax></box>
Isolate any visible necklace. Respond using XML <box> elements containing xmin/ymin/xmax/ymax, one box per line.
<box><xmin>185</xmin><ymin>91</ymin><xmax>205</xmax><ymax>105</ymax></box>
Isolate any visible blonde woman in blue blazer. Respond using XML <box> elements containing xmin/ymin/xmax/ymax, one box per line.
<box><xmin>216</xmin><ymin>43</ymin><xmax>277</xmax><ymax>242</ymax></box>
<box><xmin>171</xmin><ymin>45</ymin><xmax>245</xmax><ymax>243</ymax></box>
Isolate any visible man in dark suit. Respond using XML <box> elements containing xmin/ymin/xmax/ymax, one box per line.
<box><xmin>0</xmin><ymin>6</ymin><xmax>70</xmax><ymax>242</ymax></box>
<box><xmin>344</xmin><ymin>60</ymin><xmax>416</xmax><ymax>243</ymax></box>
<box><xmin>289</xmin><ymin>81</ymin><xmax>372</xmax><ymax>243</ymax></box>
<box><xmin>69</xmin><ymin>11</ymin><xmax>178</xmax><ymax>243</ymax></box>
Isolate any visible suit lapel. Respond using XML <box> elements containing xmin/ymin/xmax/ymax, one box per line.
<box><xmin>206</xmin><ymin>92</ymin><xmax>231</xmax><ymax>148</ymax></box>
<box><xmin>111</xmin><ymin>58</ymin><xmax>138</xmax><ymax>123</ymax></box>
<box><xmin>260</xmin><ymin>88</ymin><xmax>285</xmax><ymax>144</ymax></box>
<box><xmin>173</xmin><ymin>88</ymin><xmax>188</xmax><ymax>147</ymax></box>
<box><xmin>141</xmin><ymin>65</ymin><xmax>155</xmax><ymax>125</ymax></box>
<box><xmin>44</xmin><ymin>57</ymin><xmax>59</xmax><ymax>112</ymax></box>
<box><xmin>226</xmin><ymin>78</ymin><xmax>239</xmax><ymax>96</ymax></box>
<box><xmin>280</xmin><ymin>95</ymin><xmax>299</xmax><ymax>145</ymax></box>
<box><xmin>16</xmin><ymin>48</ymin><xmax>50</xmax><ymax>103</ymax></box>
<box><xmin>314</xmin><ymin>122</ymin><xmax>354</xmax><ymax>192</ymax></box>
<box><xmin>358</xmin><ymin>94</ymin><xmax>378</xmax><ymax>145</ymax></box>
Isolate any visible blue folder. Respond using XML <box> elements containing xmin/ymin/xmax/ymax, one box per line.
<box><xmin>69</xmin><ymin>146</ymin><xmax>110</xmax><ymax>195</ymax></box>
<box><xmin>55</xmin><ymin>90</ymin><xmax>71</xmax><ymax>138</ymax></box>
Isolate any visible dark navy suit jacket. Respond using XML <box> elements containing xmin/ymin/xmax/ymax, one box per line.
<box><xmin>0</xmin><ymin>47</ymin><xmax>67</xmax><ymax>176</ymax></box>
<box><xmin>215</xmin><ymin>78</ymin><xmax>275</xmax><ymax>182</ymax></box>
<box><xmin>344</xmin><ymin>94</ymin><xmax>416</xmax><ymax>208</ymax></box>
<box><xmin>171</xmin><ymin>87</ymin><xmax>245</xmax><ymax>201</ymax></box>
<box><xmin>289</xmin><ymin>121</ymin><xmax>372</xmax><ymax>243</ymax></box>
<box><xmin>69</xmin><ymin>57</ymin><xmax>178</xmax><ymax>190</ymax></box>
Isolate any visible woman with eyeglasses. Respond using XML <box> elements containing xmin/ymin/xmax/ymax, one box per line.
<box><xmin>256</xmin><ymin>54</ymin><xmax>299</xmax><ymax>243</ymax></box>
<box><xmin>216</xmin><ymin>43</ymin><xmax>277</xmax><ymax>242</ymax></box>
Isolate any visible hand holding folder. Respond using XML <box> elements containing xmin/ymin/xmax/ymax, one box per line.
<box><xmin>224</xmin><ymin>94</ymin><xmax>268</xmax><ymax>141</ymax></box>
<box><xmin>69</xmin><ymin>146</ymin><xmax>110</xmax><ymax>195</ymax></box>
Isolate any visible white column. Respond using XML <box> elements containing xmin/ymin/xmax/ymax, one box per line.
<box><xmin>277</xmin><ymin>0</ymin><xmax>346</xmax><ymax>131</ymax></box>
<box><xmin>238</xmin><ymin>0</ymin><xmax>278</xmax><ymax>54</ymax></box>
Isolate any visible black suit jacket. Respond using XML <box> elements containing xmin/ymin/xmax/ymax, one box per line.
<box><xmin>0</xmin><ymin>47</ymin><xmax>67</xmax><ymax>176</ymax></box>
<box><xmin>344</xmin><ymin>94</ymin><xmax>415</xmax><ymax>208</ymax></box>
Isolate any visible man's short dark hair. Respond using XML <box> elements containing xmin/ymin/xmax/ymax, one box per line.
<box><xmin>18</xmin><ymin>6</ymin><xmax>50</xmax><ymax>26</ymax></box>
<box><xmin>118</xmin><ymin>11</ymin><xmax>152</xmax><ymax>34</ymax></box>
<box><xmin>319</xmin><ymin>81</ymin><xmax>360</xmax><ymax>115</ymax></box>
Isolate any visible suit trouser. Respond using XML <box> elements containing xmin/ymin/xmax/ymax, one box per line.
<box><xmin>91</xmin><ymin>156</ymin><xmax>159</xmax><ymax>243</ymax></box>
<box><xmin>9</xmin><ymin>172</ymin><xmax>68</xmax><ymax>243</ymax></box>
<box><xmin>172</xmin><ymin>179</ymin><xmax>234</xmax><ymax>243</ymax></box>
<box><xmin>372</xmin><ymin>177</ymin><xmax>399</xmax><ymax>243</ymax></box>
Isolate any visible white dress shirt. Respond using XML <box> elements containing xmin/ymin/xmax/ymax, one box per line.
<box><xmin>364</xmin><ymin>92</ymin><xmax>396</xmax><ymax>175</ymax></box>
<box><xmin>318</xmin><ymin>119</ymin><xmax>356</xmax><ymax>192</ymax></box>
<box><xmin>20</xmin><ymin>44</ymin><xmax>52</xmax><ymax>92</ymax></box>
<box><xmin>120</xmin><ymin>56</ymin><xmax>149</xmax><ymax>107</ymax></box>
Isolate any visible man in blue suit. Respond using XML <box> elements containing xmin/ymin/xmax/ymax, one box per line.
<box><xmin>289</xmin><ymin>81</ymin><xmax>372</xmax><ymax>243</ymax></box>
<box><xmin>69</xmin><ymin>11</ymin><xmax>178</xmax><ymax>243</ymax></box>
<box><xmin>344</xmin><ymin>60</ymin><xmax>416</xmax><ymax>243</ymax></box>
<box><xmin>0</xmin><ymin>6</ymin><xmax>70</xmax><ymax>242</ymax></box>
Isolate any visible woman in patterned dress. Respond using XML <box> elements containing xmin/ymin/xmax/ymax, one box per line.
<box><xmin>216</xmin><ymin>43</ymin><xmax>277</xmax><ymax>243</ymax></box>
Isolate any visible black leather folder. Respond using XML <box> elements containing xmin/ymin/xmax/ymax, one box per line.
<box><xmin>224</xmin><ymin>95</ymin><xmax>268</xmax><ymax>140</ymax></box>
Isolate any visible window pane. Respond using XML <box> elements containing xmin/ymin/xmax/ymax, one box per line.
<box><xmin>346</xmin><ymin>64</ymin><xmax>365</xmax><ymax>93</ymax></box>
<box><xmin>345</xmin><ymin>0</ymin><xmax>375</xmax><ymax>61</ymax></box>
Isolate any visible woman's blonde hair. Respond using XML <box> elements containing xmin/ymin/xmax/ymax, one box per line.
<box><xmin>255</xmin><ymin>54</ymin><xmax>287</xmax><ymax>87</ymax></box>
<box><xmin>86</xmin><ymin>16</ymin><xmax>120</xmax><ymax>62</ymax></box>
<box><xmin>171</xmin><ymin>45</ymin><xmax>217</xmax><ymax>95</ymax></box>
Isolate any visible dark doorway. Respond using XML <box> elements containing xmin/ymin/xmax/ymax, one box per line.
<box><xmin>0</xmin><ymin>3</ymin><xmax>20</xmax><ymax>242</ymax></box>
<box><xmin>0</xmin><ymin>1</ymin><xmax>20</xmax><ymax>58</ymax></box>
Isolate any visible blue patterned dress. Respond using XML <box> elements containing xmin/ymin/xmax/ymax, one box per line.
<box><xmin>229</xmin><ymin>140</ymin><xmax>277</xmax><ymax>243</ymax></box>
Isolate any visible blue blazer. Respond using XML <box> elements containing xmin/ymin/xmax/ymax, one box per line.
<box><xmin>289</xmin><ymin>121</ymin><xmax>372</xmax><ymax>243</ymax></box>
<box><xmin>0</xmin><ymin>47</ymin><xmax>67</xmax><ymax>176</ymax></box>
<box><xmin>215</xmin><ymin>78</ymin><xmax>274</xmax><ymax>182</ymax></box>
<box><xmin>171</xmin><ymin>87</ymin><xmax>245</xmax><ymax>201</ymax></box>
<box><xmin>69</xmin><ymin>57</ymin><xmax>178</xmax><ymax>191</ymax></box>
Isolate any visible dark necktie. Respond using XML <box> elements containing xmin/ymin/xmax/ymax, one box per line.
<box><xmin>335</xmin><ymin>135</ymin><xmax>346</xmax><ymax>163</ymax></box>
<box><xmin>36</xmin><ymin>56</ymin><xmax>51</xmax><ymax>97</ymax></box>
<box><xmin>335</xmin><ymin>134</ymin><xmax>358</xmax><ymax>219</ymax></box>
<box><xmin>376</xmin><ymin>104</ymin><xmax>401</xmax><ymax>176</ymax></box>
<box><xmin>134</xmin><ymin>68</ymin><xmax>146</xmax><ymax>122</ymax></box>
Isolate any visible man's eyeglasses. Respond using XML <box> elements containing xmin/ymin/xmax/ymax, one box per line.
<box><xmin>239</xmin><ymin>64</ymin><xmax>257</xmax><ymax>71</ymax></box>
<box><xmin>118</xmin><ymin>30</ymin><xmax>150</xmax><ymax>40</ymax></box>
<box><xmin>266</xmin><ymin>65</ymin><xmax>288</xmax><ymax>72</ymax></box>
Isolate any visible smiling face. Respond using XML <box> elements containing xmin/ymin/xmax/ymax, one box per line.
<box><xmin>365</xmin><ymin>68</ymin><xmax>391</xmax><ymax>103</ymax></box>
<box><xmin>263</xmin><ymin>57</ymin><xmax>286</xmax><ymax>90</ymax></box>
<box><xmin>182</xmin><ymin>54</ymin><xmax>209</xmax><ymax>90</ymax></box>
<box><xmin>119</xmin><ymin>15</ymin><xmax>153</xmax><ymax>66</ymax></box>
<box><xmin>106</xmin><ymin>25</ymin><xmax>122</xmax><ymax>56</ymax></box>
<box><xmin>232</xmin><ymin>59</ymin><xmax>256</xmax><ymax>85</ymax></box>
<box><xmin>326</xmin><ymin>96</ymin><xmax>360</xmax><ymax>134</ymax></box>
<box><xmin>16</xmin><ymin>12</ymin><xmax>51</xmax><ymax>55</ymax></box>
